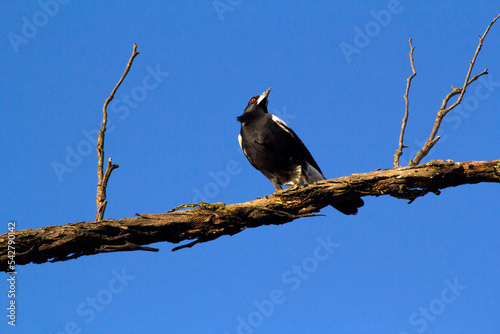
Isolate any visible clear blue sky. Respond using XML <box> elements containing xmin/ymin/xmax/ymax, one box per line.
<box><xmin>2</xmin><ymin>1</ymin><xmax>500</xmax><ymax>333</ymax></box>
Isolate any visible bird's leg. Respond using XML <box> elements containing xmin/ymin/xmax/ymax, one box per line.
<box><xmin>300</xmin><ymin>173</ymin><xmax>309</xmax><ymax>187</ymax></box>
<box><xmin>272</xmin><ymin>180</ymin><xmax>283</xmax><ymax>192</ymax></box>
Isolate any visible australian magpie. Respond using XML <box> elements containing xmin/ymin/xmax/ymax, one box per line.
<box><xmin>237</xmin><ymin>87</ymin><xmax>364</xmax><ymax>215</ymax></box>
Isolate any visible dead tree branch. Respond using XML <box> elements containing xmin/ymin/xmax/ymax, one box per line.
<box><xmin>411</xmin><ymin>14</ymin><xmax>500</xmax><ymax>165</ymax></box>
<box><xmin>394</xmin><ymin>38</ymin><xmax>416</xmax><ymax>167</ymax></box>
<box><xmin>2</xmin><ymin>159</ymin><xmax>499</xmax><ymax>272</ymax></box>
<box><xmin>96</xmin><ymin>43</ymin><xmax>140</xmax><ymax>221</ymax></box>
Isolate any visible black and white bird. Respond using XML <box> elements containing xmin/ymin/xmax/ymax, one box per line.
<box><xmin>237</xmin><ymin>87</ymin><xmax>363</xmax><ymax>215</ymax></box>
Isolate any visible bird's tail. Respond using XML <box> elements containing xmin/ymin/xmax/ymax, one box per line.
<box><xmin>304</xmin><ymin>166</ymin><xmax>364</xmax><ymax>215</ymax></box>
<box><xmin>331</xmin><ymin>197</ymin><xmax>364</xmax><ymax>215</ymax></box>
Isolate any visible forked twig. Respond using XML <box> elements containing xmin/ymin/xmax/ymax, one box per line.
<box><xmin>95</xmin><ymin>43</ymin><xmax>140</xmax><ymax>221</ymax></box>
<box><xmin>394</xmin><ymin>38</ymin><xmax>416</xmax><ymax>167</ymax></box>
<box><xmin>411</xmin><ymin>14</ymin><xmax>500</xmax><ymax>165</ymax></box>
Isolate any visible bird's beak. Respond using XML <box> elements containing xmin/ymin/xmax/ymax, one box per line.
<box><xmin>256</xmin><ymin>87</ymin><xmax>272</xmax><ymax>105</ymax></box>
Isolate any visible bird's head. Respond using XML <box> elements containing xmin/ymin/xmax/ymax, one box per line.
<box><xmin>237</xmin><ymin>87</ymin><xmax>271</xmax><ymax>123</ymax></box>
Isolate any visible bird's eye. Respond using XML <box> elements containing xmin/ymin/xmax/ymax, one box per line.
<box><xmin>251</xmin><ymin>97</ymin><xmax>256</xmax><ymax>103</ymax></box>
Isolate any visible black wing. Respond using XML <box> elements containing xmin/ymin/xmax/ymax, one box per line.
<box><xmin>267</xmin><ymin>114</ymin><xmax>324</xmax><ymax>175</ymax></box>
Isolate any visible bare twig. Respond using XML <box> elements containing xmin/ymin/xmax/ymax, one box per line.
<box><xmin>96</xmin><ymin>43</ymin><xmax>140</xmax><ymax>221</ymax></box>
<box><xmin>172</xmin><ymin>240</ymin><xmax>201</xmax><ymax>252</ymax></box>
<box><xmin>99</xmin><ymin>242</ymin><xmax>159</xmax><ymax>253</ymax></box>
<box><xmin>411</xmin><ymin>14</ymin><xmax>500</xmax><ymax>165</ymax></box>
<box><xmin>394</xmin><ymin>38</ymin><xmax>416</xmax><ymax>167</ymax></box>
